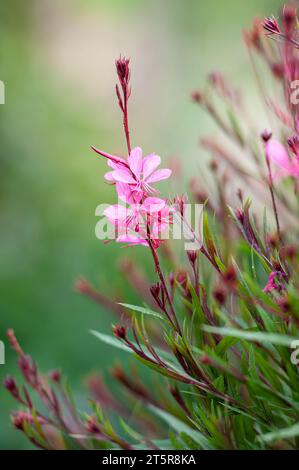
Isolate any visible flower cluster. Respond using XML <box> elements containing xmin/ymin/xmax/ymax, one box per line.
<box><xmin>92</xmin><ymin>146</ymin><xmax>172</xmax><ymax>247</ymax></box>
<box><xmin>92</xmin><ymin>57</ymin><xmax>172</xmax><ymax>247</ymax></box>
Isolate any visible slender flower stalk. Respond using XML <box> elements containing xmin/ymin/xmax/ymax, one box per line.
<box><xmin>147</xmin><ymin>234</ymin><xmax>182</xmax><ymax>334</ymax></box>
<box><xmin>263</xmin><ymin>134</ymin><xmax>281</xmax><ymax>240</ymax></box>
<box><xmin>94</xmin><ymin>55</ymin><xmax>179</xmax><ymax>332</ymax></box>
<box><xmin>265</xmin><ymin>156</ymin><xmax>281</xmax><ymax>240</ymax></box>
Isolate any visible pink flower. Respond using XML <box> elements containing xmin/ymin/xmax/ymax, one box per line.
<box><xmin>104</xmin><ymin>197</ymin><xmax>172</xmax><ymax>246</ymax></box>
<box><xmin>93</xmin><ymin>145</ymin><xmax>173</xmax><ymax>247</ymax></box>
<box><xmin>92</xmin><ymin>146</ymin><xmax>172</xmax><ymax>202</ymax></box>
<box><xmin>263</xmin><ymin>271</ymin><xmax>279</xmax><ymax>293</ymax></box>
<box><xmin>266</xmin><ymin>138</ymin><xmax>299</xmax><ymax>178</ymax></box>
<box><xmin>263</xmin><ymin>270</ymin><xmax>285</xmax><ymax>293</ymax></box>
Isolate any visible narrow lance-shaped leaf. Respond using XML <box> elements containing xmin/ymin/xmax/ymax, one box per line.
<box><xmin>202</xmin><ymin>325</ymin><xmax>298</xmax><ymax>347</ymax></box>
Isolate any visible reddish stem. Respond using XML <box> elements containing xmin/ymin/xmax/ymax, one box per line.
<box><xmin>123</xmin><ymin>98</ymin><xmax>131</xmax><ymax>154</ymax></box>
<box><xmin>265</xmin><ymin>152</ymin><xmax>281</xmax><ymax>240</ymax></box>
<box><xmin>147</xmin><ymin>237</ymin><xmax>182</xmax><ymax>335</ymax></box>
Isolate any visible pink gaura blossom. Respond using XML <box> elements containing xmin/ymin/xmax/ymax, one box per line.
<box><xmin>104</xmin><ymin>197</ymin><xmax>173</xmax><ymax>246</ymax></box>
<box><xmin>263</xmin><ymin>271</ymin><xmax>279</xmax><ymax>293</ymax></box>
<box><xmin>92</xmin><ymin>146</ymin><xmax>172</xmax><ymax>202</ymax></box>
<box><xmin>266</xmin><ymin>138</ymin><xmax>299</xmax><ymax>178</ymax></box>
<box><xmin>93</xmin><ymin>145</ymin><xmax>173</xmax><ymax>247</ymax></box>
<box><xmin>263</xmin><ymin>270</ymin><xmax>285</xmax><ymax>293</ymax></box>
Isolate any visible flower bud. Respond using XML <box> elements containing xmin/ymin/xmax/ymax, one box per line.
<box><xmin>150</xmin><ymin>282</ymin><xmax>165</xmax><ymax>309</ymax></box>
<box><xmin>187</xmin><ymin>250</ymin><xmax>198</xmax><ymax>265</ymax></box>
<box><xmin>11</xmin><ymin>411</ymin><xmax>38</xmax><ymax>431</ymax></box>
<box><xmin>86</xmin><ymin>416</ymin><xmax>101</xmax><ymax>434</ymax></box>
<box><xmin>116</xmin><ymin>56</ymin><xmax>130</xmax><ymax>86</ymax></box>
<box><xmin>224</xmin><ymin>265</ymin><xmax>237</xmax><ymax>284</ymax></box>
<box><xmin>263</xmin><ymin>16</ymin><xmax>280</xmax><ymax>35</ymax></box>
<box><xmin>213</xmin><ymin>287</ymin><xmax>226</xmax><ymax>306</ymax></box>
<box><xmin>282</xmin><ymin>5</ymin><xmax>297</xmax><ymax>33</ymax></box>
<box><xmin>287</xmin><ymin>136</ymin><xmax>299</xmax><ymax>156</ymax></box>
<box><xmin>261</xmin><ymin>129</ymin><xmax>272</xmax><ymax>143</ymax></box>
<box><xmin>4</xmin><ymin>376</ymin><xmax>20</xmax><ymax>399</ymax></box>
<box><xmin>49</xmin><ymin>369</ymin><xmax>61</xmax><ymax>383</ymax></box>
<box><xmin>191</xmin><ymin>90</ymin><xmax>203</xmax><ymax>103</ymax></box>
<box><xmin>113</xmin><ymin>324</ymin><xmax>127</xmax><ymax>340</ymax></box>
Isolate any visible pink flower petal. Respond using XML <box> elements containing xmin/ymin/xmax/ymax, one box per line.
<box><xmin>128</xmin><ymin>147</ymin><xmax>143</xmax><ymax>178</ymax></box>
<box><xmin>111</xmin><ymin>169</ymin><xmax>136</xmax><ymax>184</ymax></box>
<box><xmin>145</xmin><ymin>168</ymin><xmax>172</xmax><ymax>184</ymax></box>
<box><xmin>142</xmin><ymin>197</ymin><xmax>166</xmax><ymax>213</ymax></box>
<box><xmin>142</xmin><ymin>153</ymin><xmax>161</xmax><ymax>179</ymax></box>
<box><xmin>130</xmin><ymin>189</ymin><xmax>144</xmax><ymax>203</ymax></box>
<box><xmin>104</xmin><ymin>204</ymin><xmax>128</xmax><ymax>222</ymax></box>
<box><xmin>104</xmin><ymin>171</ymin><xmax>116</xmax><ymax>182</ymax></box>
<box><xmin>108</xmin><ymin>160</ymin><xmax>123</xmax><ymax>169</ymax></box>
<box><xmin>117</xmin><ymin>234</ymin><xmax>148</xmax><ymax>246</ymax></box>
<box><xmin>116</xmin><ymin>182</ymin><xmax>134</xmax><ymax>203</ymax></box>
<box><xmin>266</xmin><ymin>140</ymin><xmax>291</xmax><ymax>172</ymax></box>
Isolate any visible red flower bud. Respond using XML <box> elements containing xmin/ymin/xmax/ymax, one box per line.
<box><xmin>113</xmin><ymin>324</ymin><xmax>127</xmax><ymax>340</ymax></box>
<box><xmin>116</xmin><ymin>56</ymin><xmax>130</xmax><ymax>87</ymax></box>
<box><xmin>213</xmin><ymin>287</ymin><xmax>226</xmax><ymax>306</ymax></box>
<box><xmin>187</xmin><ymin>250</ymin><xmax>198</xmax><ymax>265</ymax></box>
<box><xmin>4</xmin><ymin>376</ymin><xmax>20</xmax><ymax>399</ymax></box>
<box><xmin>49</xmin><ymin>369</ymin><xmax>61</xmax><ymax>383</ymax></box>
<box><xmin>261</xmin><ymin>129</ymin><xmax>272</xmax><ymax>143</ymax></box>
<box><xmin>86</xmin><ymin>416</ymin><xmax>101</xmax><ymax>434</ymax></box>
<box><xmin>263</xmin><ymin>16</ymin><xmax>280</xmax><ymax>35</ymax></box>
<box><xmin>191</xmin><ymin>90</ymin><xmax>203</xmax><ymax>103</ymax></box>
<box><xmin>224</xmin><ymin>265</ymin><xmax>237</xmax><ymax>284</ymax></box>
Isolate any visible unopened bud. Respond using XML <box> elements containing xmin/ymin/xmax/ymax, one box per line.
<box><xmin>49</xmin><ymin>369</ymin><xmax>61</xmax><ymax>383</ymax></box>
<box><xmin>187</xmin><ymin>250</ymin><xmax>198</xmax><ymax>265</ymax></box>
<box><xmin>282</xmin><ymin>5</ymin><xmax>297</xmax><ymax>32</ymax></box>
<box><xmin>224</xmin><ymin>265</ymin><xmax>237</xmax><ymax>284</ymax></box>
<box><xmin>191</xmin><ymin>90</ymin><xmax>203</xmax><ymax>103</ymax></box>
<box><xmin>261</xmin><ymin>129</ymin><xmax>272</xmax><ymax>143</ymax></box>
<box><xmin>116</xmin><ymin>56</ymin><xmax>130</xmax><ymax>86</ymax></box>
<box><xmin>113</xmin><ymin>324</ymin><xmax>127</xmax><ymax>340</ymax></box>
<box><xmin>86</xmin><ymin>416</ymin><xmax>101</xmax><ymax>434</ymax></box>
<box><xmin>213</xmin><ymin>287</ymin><xmax>226</xmax><ymax>305</ymax></box>
<box><xmin>263</xmin><ymin>16</ymin><xmax>280</xmax><ymax>35</ymax></box>
<box><xmin>4</xmin><ymin>376</ymin><xmax>20</xmax><ymax>399</ymax></box>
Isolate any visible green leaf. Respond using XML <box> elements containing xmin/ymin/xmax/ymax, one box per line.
<box><xmin>258</xmin><ymin>422</ymin><xmax>299</xmax><ymax>443</ymax></box>
<box><xmin>188</xmin><ymin>283</ymin><xmax>204</xmax><ymax>322</ymax></box>
<box><xmin>134</xmin><ymin>439</ymin><xmax>174</xmax><ymax>450</ymax></box>
<box><xmin>215</xmin><ymin>336</ymin><xmax>238</xmax><ymax>355</ymax></box>
<box><xmin>91</xmin><ymin>329</ymin><xmax>197</xmax><ymax>386</ymax></box>
<box><xmin>203</xmin><ymin>209</ymin><xmax>218</xmax><ymax>262</ymax></box>
<box><xmin>202</xmin><ymin>325</ymin><xmax>298</xmax><ymax>347</ymax></box>
<box><xmin>119</xmin><ymin>418</ymin><xmax>142</xmax><ymax>441</ymax></box>
<box><xmin>90</xmin><ymin>330</ymin><xmax>133</xmax><ymax>353</ymax></box>
<box><xmin>118</xmin><ymin>303</ymin><xmax>166</xmax><ymax>322</ymax></box>
<box><xmin>148</xmin><ymin>405</ymin><xmax>214</xmax><ymax>450</ymax></box>
<box><xmin>213</xmin><ymin>375</ymin><xmax>225</xmax><ymax>393</ymax></box>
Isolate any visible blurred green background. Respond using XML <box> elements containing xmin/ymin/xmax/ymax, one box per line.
<box><xmin>0</xmin><ymin>0</ymin><xmax>282</xmax><ymax>449</ymax></box>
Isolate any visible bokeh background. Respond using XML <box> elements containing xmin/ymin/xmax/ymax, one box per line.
<box><xmin>0</xmin><ymin>0</ymin><xmax>283</xmax><ymax>449</ymax></box>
